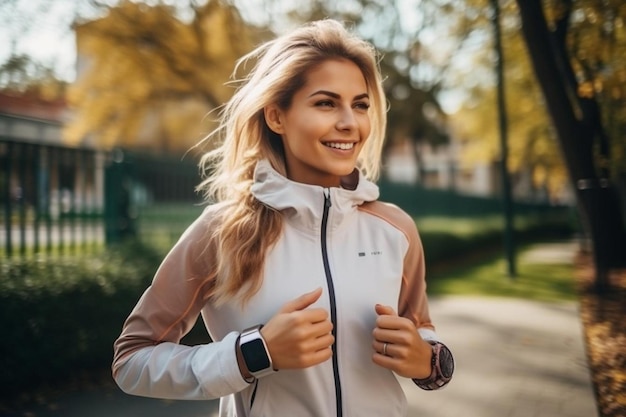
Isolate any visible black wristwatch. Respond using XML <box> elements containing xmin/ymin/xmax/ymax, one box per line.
<box><xmin>239</xmin><ymin>325</ymin><xmax>275</xmax><ymax>379</ymax></box>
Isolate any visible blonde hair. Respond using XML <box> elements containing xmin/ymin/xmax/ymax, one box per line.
<box><xmin>197</xmin><ymin>19</ymin><xmax>387</xmax><ymax>304</ymax></box>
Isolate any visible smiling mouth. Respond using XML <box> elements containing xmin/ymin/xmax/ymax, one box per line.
<box><xmin>324</xmin><ymin>142</ymin><xmax>355</xmax><ymax>150</ymax></box>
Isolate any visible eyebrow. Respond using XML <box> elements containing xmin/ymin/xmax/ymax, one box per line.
<box><xmin>308</xmin><ymin>90</ymin><xmax>370</xmax><ymax>101</ymax></box>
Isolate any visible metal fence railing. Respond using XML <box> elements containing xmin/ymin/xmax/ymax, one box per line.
<box><xmin>1</xmin><ymin>138</ymin><xmax>105</xmax><ymax>258</ymax></box>
<box><xmin>1</xmin><ymin>138</ymin><xmax>205</xmax><ymax>258</ymax></box>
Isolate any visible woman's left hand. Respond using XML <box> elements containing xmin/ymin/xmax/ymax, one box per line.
<box><xmin>371</xmin><ymin>304</ymin><xmax>433</xmax><ymax>379</ymax></box>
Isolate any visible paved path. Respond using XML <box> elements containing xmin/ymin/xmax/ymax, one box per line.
<box><xmin>401</xmin><ymin>296</ymin><xmax>597</xmax><ymax>417</ymax></box>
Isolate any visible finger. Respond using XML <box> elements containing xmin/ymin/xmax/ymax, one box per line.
<box><xmin>375</xmin><ymin>303</ymin><xmax>397</xmax><ymax>316</ymax></box>
<box><xmin>372</xmin><ymin>340</ymin><xmax>389</xmax><ymax>355</ymax></box>
<box><xmin>297</xmin><ymin>308</ymin><xmax>330</xmax><ymax>324</ymax></box>
<box><xmin>302</xmin><ymin>346</ymin><xmax>333</xmax><ymax>368</ymax></box>
<box><xmin>372</xmin><ymin>350</ymin><xmax>399</xmax><ymax>370</ymax></box>
<box><xmin>280</xmin><ymin>287</ymin><xmax>323</xmax><ymax>313</ymax></box>
<box><xmin>373</xmin><ymin>327</ymin><xmax>398</xmax><ymax>341</ymax></box>
<box><xmin>290</xmin><ymin>315</ymin><xmax>332</xmax><ymax>341</ymax></box>
<box><xmin>288</xmin><ymin>332</ymin><xmax>334</xmax><ymax>355</ymax></box>
<box><xmin>308</xmin><ymin>316</ymin><xmax>333</xmax><ymax>334</ymax></box>
<box><xmin>375</xmin><ymin>314</ymin><xmax>413</xmax><ymax>331</ymax></box>
<box><xmin>309</xmin><ymin>333</ymin><xmax>335</xmax><ymax>352</ymax></box>
<box><xmin>373</xmin><ymin>326</ymin><xmax>416</xmax><ymax>345</ymax></box>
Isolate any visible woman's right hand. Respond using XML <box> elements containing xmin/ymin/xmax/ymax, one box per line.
<box><xmin>261</xmin><ymin>287</ymin><xmax>334</xmax><ymax>370</ymax></box>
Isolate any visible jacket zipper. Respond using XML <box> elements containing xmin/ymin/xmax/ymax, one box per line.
<box><xmin>249</xmin><ymin>379</ymin><xmax>259</xmax><ymax>410</ymax></box>
<box><xmin>321</xmin><ymin>189</ymin><xmax>343</xmax><ymax>417</ymax></box>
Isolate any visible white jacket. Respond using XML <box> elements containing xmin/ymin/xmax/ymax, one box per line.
<box><xmin>113</xmin><ymin>160</ymin><xmax>440</xmax><ymax>416</ymax></box>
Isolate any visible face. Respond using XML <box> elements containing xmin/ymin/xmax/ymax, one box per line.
<box><xmin>265</xmin><ymin>59</ymin><xmax>371</xmax><ymax>188</ymax></box>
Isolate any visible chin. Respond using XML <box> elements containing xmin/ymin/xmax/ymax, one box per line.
<box><xmin>336</xmin><ymin>162</ymin><xmax>359</xmax><ymax>176</ymax></box>
<box><xmin>323</xmin><ymin>164</ymin><xmax>354</xmax><ymax>178</ymax></box>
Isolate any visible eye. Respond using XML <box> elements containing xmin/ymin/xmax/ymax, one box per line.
<box><xmin>315</xmin><ymin>100</ymin><xmax>335</xmax><ymax>108</ymax></box>
<box><xmin>354</xmin><ymin>101</ymin><xmax>370</xmax><ymax>110</ymax></box>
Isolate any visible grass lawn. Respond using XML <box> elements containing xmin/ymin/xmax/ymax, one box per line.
<box><xmin>416</xmin><ymin>213</ymin><xmax>573</xmax><ymax>237</ymax></box>
<box><xmin>426</xmin><ymin>242</ymin><xmax>578</xmax><ymax>302</ymax></box>
<box><xmin>416</xmin><ymin>215</ymin><xmax>503</xmax><ymax>236</ymax></box>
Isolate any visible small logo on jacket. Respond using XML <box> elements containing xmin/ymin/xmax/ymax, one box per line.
<box><xmin>358</xmin><ymin>251</ymin><xmax>382</xmax><ymax>257</ymax></box>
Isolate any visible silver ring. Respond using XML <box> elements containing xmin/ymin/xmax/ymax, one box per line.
<box><xmin>383</xmin><ymin>342</ymin><xmax>388</xmax><ymax>356</ymax></box>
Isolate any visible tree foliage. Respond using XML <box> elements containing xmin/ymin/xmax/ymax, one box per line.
<box><xmin>65</xmin><ymin>0</ymin><xmax>262</xmax><ymax>152</ymax></box>
<box><xmin>417</xmin><ymin>0</ymin><xmax>565</xmax><ymax>199</ymax></box>
<box><xmin>422</xmin><ymin>0</ymin><xmax>625</xmax><ymax>203</ymax></box>
<box><xmin>0</xmin><ymin>54</ymin><xmax>67</xmax><ymax>100</ymax></box>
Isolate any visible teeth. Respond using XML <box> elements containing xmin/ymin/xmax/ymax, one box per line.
<box><xmin>325</xmin><ymin>142</ymin><xmax>355</xmax><ymax>150</ymax></box>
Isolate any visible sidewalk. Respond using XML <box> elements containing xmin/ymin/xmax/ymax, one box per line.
<box><xmin>402</xmin><ymin>296</ymin><xmax>598</xmax><ymax>417</ymax></box>
<box><xmin>7</xmin><ymin>244</ymin><xmax>598</xmax><ymax>417</ymax></box>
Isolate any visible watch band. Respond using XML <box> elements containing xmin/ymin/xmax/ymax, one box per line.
<box><xmin>239</xmin><ymin>325</ymin><xmax>275</xmax><ymax>379</ymax></box>
<box><xmin>412</xmin><ymin>341</ymin><xmax>454</xmax><ymax>390</ymax></box>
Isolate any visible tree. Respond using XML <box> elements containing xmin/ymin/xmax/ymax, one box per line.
<box><xmin>412</xmin><ymin>0</ymin><xmax>567</xmax><ymax>202</ymax></box>
<box><xmin>515</xmin><ymin>0</ymin><xmax>626</xmax><ymax>290</ymax></box>
<box><xmin>450</xmin><ymin>8</ymin><xmax>568</xmax><ymax>201</ymax></box>
<box><xmin>65</xmin><ymin>0</ymin><xmax>263</xmax><ymax>153</ymax></box>
<box><xmin>0</xmin><ymin>0</ymin><xmax>95</xmax><ymax>82</ymax></box>
<box><xmin>0</xmin><ymin>54</ymin><xmax>67</xmax><ymax>100</ymax></box>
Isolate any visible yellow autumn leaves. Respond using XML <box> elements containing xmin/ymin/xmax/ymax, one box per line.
<box><xmin>65</xmin><ymin>0</ymin><xmax>259</xmax><ymax>153</ymax></box>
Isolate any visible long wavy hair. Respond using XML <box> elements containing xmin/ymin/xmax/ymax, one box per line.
<box><xmin>197</xmin><ymin>19</ymin><xmax>387</xmax><ymax>305</ymax></box>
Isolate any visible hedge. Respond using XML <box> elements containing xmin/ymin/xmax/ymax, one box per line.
<box><xmin>0</xmin><ymin>241</ymin><xmax>162</xmax><ymax>399</ymax></box>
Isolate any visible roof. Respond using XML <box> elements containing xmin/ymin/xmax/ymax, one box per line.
<box><xmin>0</xmin><ymin>90</ymin><xmax>68</xmax><ymax>123</ymax></box>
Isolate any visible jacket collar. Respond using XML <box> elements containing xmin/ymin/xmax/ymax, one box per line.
<box><xmin>251</xmin><ymin>159</ymin><xmax>379</xmax><ymax>233</ymax></box>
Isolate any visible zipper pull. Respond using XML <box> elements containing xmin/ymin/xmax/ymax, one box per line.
<box><xmin>323</xmin><ymin>188</ymin><xmax>332</xmax><ymax>208</ymax></box>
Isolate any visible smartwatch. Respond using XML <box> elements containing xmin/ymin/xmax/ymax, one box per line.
<box><xmin>239</xmin><ymin>325</ymin><xmax>275</xmax><ymax>379</ymax></box>
<box><xmin>413</xmin><ymin>341</ymin><xmax>454</xmax><ymax>390</ymax></box>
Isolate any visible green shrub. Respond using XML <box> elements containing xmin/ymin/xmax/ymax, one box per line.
<box><xmin>0</xmin><ymin>240</ymin><xmax>163</xmax><ymax>399</ymax></box>
<box><xmin>417</xmin><ymin>211</ymin><xmax>575</xmax><ymax>265</ymax></box>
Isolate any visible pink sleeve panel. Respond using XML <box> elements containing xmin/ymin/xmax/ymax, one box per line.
<box><xmin>111</xmin><ymin>208</ymin><xmax>217</xmax><ymax>378</ymax></box>
<box><xmin>358</xmin><ymin>201</ymin><xmax>435</xmax><ymax>332</ymax></box>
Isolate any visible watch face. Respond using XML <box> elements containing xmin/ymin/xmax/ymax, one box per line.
<box><xmin>241</xmin><ymin>338</ymin><xmax>271</xmax><ymax>373</ymax></box>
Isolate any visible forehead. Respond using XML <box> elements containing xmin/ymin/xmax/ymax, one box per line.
<box><xmin>299</xmin><ymin>58</ymin><xmax>368</xmax><ymax>95</ymax></box>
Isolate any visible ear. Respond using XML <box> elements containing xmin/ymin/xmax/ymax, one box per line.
<box><xmin>264</xmin><ymin>104</ymin><xmax>285</xmax><ymax>134</ymax></box>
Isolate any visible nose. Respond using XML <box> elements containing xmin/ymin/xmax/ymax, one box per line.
<box><xmin>336</xmin><ymin>106</ymin><xmax>357</xmax><ymax>131</ymax></box>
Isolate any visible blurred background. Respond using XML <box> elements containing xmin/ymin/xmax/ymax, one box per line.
<box><xmin>0</xmin><ymin>0</ymin><xmax>624</xmax><ymax>416</ymax></box>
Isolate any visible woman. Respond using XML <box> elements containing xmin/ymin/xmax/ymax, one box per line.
<box><xmin>113</xmin><ymin>19</ymin><xmax>454</xmax><ymax>417</ymax></box>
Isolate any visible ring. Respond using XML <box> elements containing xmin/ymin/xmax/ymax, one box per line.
<box><xmin>383</xmin><ymin>342</ymin><xmax>388</xmax><ymax>356</ymax></box>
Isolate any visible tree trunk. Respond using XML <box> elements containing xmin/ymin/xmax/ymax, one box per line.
<box><xmin>515</xmin><ymin>0</ymin><xmax>626</xmax><ymax>292</ymax></box>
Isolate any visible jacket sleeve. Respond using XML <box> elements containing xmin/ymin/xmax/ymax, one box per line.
<box><xmin>393</xmin><ymin>207</ymin><xmax>457</xmax><ymax>391</ymax></box>
<box><xmin>394</xmin><ymin>207</ymin><xmax>438</xmax><ymax>341</ymax></box>
<box><xmin>111</xmin><ymin>207</ymin><xmax>251</xmax><ymax>400</ymax></box>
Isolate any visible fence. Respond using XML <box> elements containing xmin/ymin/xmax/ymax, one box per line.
<box><xmin>108</xmin><ymin>149</ymin><xmax>204</xmax><ymax>251</ymax></box>
<box><xmin>377</xmin><ymin>178</ymin><xmax>575</xmax><ymax>219</ymax></box>
<box><xmin>1</xmin><ymin>138</ymin><xmax>203</xmax><ymax>258</ymax></box>
<box><xmin>1</xmin><ymin>138</ymin><xmax>105</xmax><ymax>257</ymax></box>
